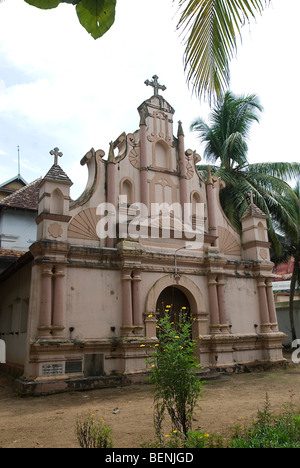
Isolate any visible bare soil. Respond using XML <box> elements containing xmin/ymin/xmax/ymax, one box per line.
<box><xmin>1</xmin><ymin>357</ymin><xmax>300</xmax><ymax>448</ymax></box>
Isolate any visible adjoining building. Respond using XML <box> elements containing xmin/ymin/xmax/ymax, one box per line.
<box><xmin>0</xmin><ymin>175</ymin><xmax>27</xmax><ymax>201</ymax></box>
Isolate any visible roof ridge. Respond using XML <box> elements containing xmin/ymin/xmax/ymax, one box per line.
<box><xmin>0</xmin><ymin>174</ymin><xmax>27</xmax><ymax>188</ymax></box>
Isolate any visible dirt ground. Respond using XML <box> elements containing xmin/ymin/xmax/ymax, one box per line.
<box><xmin>1</xmin><ymin>358</ymin><xmax>300</xmax><ymax>448</ymax></box>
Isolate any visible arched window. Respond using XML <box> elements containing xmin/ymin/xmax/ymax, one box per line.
<box><xmin>257</xmin><ymin>222</ymin><xmax>266</xmax><ymax>242</ymax></box>
<box><xmin>155</xmin><ymin>141</ymin><xmax>170</xmax><ymax>170</ymax></box>
<box><xmin>51</xmin><ymin>189</ymin><xmax>64</xmax><ymax>215</ymax></box>
<box><xmin>120</xmin><ymin>178</ymin><xmax>134</xmax><ymax>205</ymax></box>
<box><xmin>191</xmin><ymin>192</ymin><xmax>202</xmax><ymax>215</ymax></box>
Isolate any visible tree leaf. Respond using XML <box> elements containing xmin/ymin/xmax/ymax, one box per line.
<box><xmin>175</xmin><ymin>0</ymin><xmax>270</xmax><ymax>103</ymax></box>
<box><xmin>24</xmin><ymin>0</ymin><xmax>61</xmax><ymax>9</ymax></box>
<box><xmin>76</xmin><ymin>0</ymin><xmax>116</xmax><ymax>40</ymax></box>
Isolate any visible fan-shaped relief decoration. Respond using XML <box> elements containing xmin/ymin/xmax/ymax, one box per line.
<box><xmin>127</xmin><ymin>132</ymin><xmax>140</xmax><ymax>169</ymax></box>
<box><xmin>185</xmin><ymin>149</ymin><xmax>199</xmax><ymax>180</ymax></box>
<box><xmin>68</xmin><ymin>208</ymin><xmax>99</xmax><ymax>240</ymax></box>
<box><xmin>129</xmin><ymin>147</ymin><xmax>140</xmax><ymax>169</ymax></box>
<box><xmin>186</xmin><ymin>162</ymin><xmax>194</xmax><ymax>180</ymax></box>
<box><xmin>218</xmin><ymin>226</ymin><xmax>241</xmax><ymax>256</ymax></box>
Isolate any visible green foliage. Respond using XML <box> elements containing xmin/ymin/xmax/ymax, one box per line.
<box><xmin>25</xmin><ymin>0</ymin><xmax>61</xmax><ymax>8</ymax></box>
<box><xmin>230</xmin><ymin>395</ymin><xmax>300</xmax><ymax>448</ymax></box>
<box><xmin>76</xmin><ymin>0</ymin><xmax>116</xmax><ymax>39</ymax></box>
<box><xmin>24</xmin><ymin>0</ymin><xmax>116</xmax><ymax>39</ymax></box>
<box><xmin>176</xmin><ymin>0</ymin><xmax>271</xmax><ymax>102</ymax></box>
<box><xmin>76</xmin><ymin>413</ymin><xmax>113</xmax><ymax>448</ymax></box>
<box><xmin>193</xmin><ymin>91</ymin><xmax>300</xmax><ymax>255</ymax></box>
<box><xmin>147</xmin><ymin>312</ymin><xmax>204</xmax><ymax>441</ymax></box>
<box><xmin>142</xmin><ymin>430</ymin><xmax>224</xmax><ymax>448</ymax></box>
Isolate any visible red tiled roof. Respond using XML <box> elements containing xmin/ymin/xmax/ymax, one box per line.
<box><xmin>0</xmin><ymin>178</ymin><xmax>40</xmax><ymax>211</ymax></box>
<box><xmin>0</xmin><ymin>249</ymin><xmax>26</xmax><ymax>258</ymax></box>
<box><xmin>273</xmin><ymin>258</ymin><xmax>294</xmax><ymax>281</ymax></box>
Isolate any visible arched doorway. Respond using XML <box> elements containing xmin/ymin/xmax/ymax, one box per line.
<box><xmin>156</xmin><ymin>286</ymin><xmax>191</xmax><ymax>325</ymax></box>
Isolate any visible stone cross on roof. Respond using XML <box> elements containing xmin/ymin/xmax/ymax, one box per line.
<box><xmin>248</xmin><ymin>190</ymin><xmax>255</xmax><ymax>204</ymax></box>
<box><xmin>50</xmin><ymin>147</ymin><xmax>63</xmax><ymax>166</ymax></box>
<box><xmin>144</xmin><ymin>75</ymin><xmax>166</xmax><ymax>96</ymax></box>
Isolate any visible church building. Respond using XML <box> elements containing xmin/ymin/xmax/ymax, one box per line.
<box><xmin>0</xmin><ymin>76</ymin><xmax>285</xmax><ymax>393</ymax></box>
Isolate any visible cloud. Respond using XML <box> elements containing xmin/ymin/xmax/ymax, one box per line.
<box><xmin>0</xmin><ymin>0</ymin><xmax>299</xmax><ymax>192</ymax></box>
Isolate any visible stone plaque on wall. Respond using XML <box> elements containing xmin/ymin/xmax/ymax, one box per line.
<box><xmin>42</xmin><ymin>363</ymin><xmax>63</xmax><ymax>376</ymax></box>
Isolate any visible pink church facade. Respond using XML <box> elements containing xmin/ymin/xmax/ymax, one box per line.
<box><xmin>0</xmin><ymin>78</ymin><xmax>285</xmax><ymax>393</ymax></box>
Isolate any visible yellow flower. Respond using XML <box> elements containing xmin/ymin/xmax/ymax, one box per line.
<box><xmin>199</xmin><ymin>335</ymin><xmax>202</xmax><ymax>339</ymax></box>
<box><xmin>166</xmin><ymin>305</ymin><xmax>171</xmax><ymax>308</ymax></box>
<box><xmin>175</xmin><ymin>336</ymin><xmax>179</xmax><ymax>339</ymax></box>
<box><xmin>100</xmin><ymin>418</ymin><xmax>104</xmax><ymax>422</ymax></box>
<box><xmin>165</xmin><ymin>434</ymin><xmax>170</xmax><ymax>438</ymax></box>
<box><xmin>151</xmin><ymin>365</ymin><xmax>155</xmax><ymax>368</ymax></box>
<box><xmin>140</xmin><ymin>344</ymin><xmax>145</xmax><ymax>347</ymax></box>
<box><xmin>204</xmin><ymin>433</ymin><xmax>209</xmax><ymax>438</ymax></box>
<box><xmin>155</xmin><ymin>344</ymin><xmax>159</xmax><ymax>347</ymax></box>
<box><xmin>156</xmin><ymin>326</ymin><xmax>160</xmax><ymax>329</ymax></box>
<box><xmin>148</xmin><ymin>314</ymin><xmax>153</xmax><ymax>318</ymax></box>
<box><xmin>173</xmin><ymin>430</ymin><xmax>177</xmax><ymax>434</ymax></box>
<box><xmin>182</xmin><ymin>306</ymin><xmax>186</xmax><ymax>310</ymax></box>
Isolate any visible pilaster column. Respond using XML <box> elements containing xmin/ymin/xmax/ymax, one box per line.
<box><xmin>205</xmin><ymin>167</ymin><xmax>218</xmax><ymax>247</ymax></box>
<box><xmin>107</xmin><ymin>142</ymin><xmax>116</xmax><ymax>248</ymax></box>
<box><xmin>140</xmin><ymin>123</ymin><xmax>149</xmax><ymax>208</ymax></box>
<box><xmin>122</xmin><ymin>270</ymin><xmax>133</xmax><ymax>327</ymax></box>
<box><xmin>38</xmin><ymin>266</ymin><xmax>53</xmax><ymax>338</ymax></box>
<box><xmin>208</xmin><ymin>274</ymin><xmax>220</xmax><ymax>333</ymax></box>
<box><xmin>177</xmin><ymin>122</ymin><xmax>188</xmax><ymax>211</ymax></box>
<box><xmin>132</xmin><ymin>271</ymin><xmax>142</xmax><ymax>326</ymax></box>
<box><xmin>52</xmin><ymin>266</ymin><xmax>66</xmax><ymax>337</ymax></box>
<box><xmin>217</xmin><ymin>275</ymin><xmax>229</xmax><ymax>333</ymax></box>
<box><xmin>257</xmin><ymin>278</ymin><xmax>272</xmax><ymax>333</ymax></box>
<box><xmin>266</xmin><ymin>279</ymin><xmax>279</xmax><ymax>331</ymax></box>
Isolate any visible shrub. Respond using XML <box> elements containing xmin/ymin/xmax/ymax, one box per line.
<box><xmin>147</xmin><ymin>312</ymin><xmax>204</xmax><ymax>442</ymax></box>
<box><xmin>76</xmin><ymin>413</ymin><xmax>113</xmax><ymax>449</ymax></box>
<box><xmin>230</xmin><ymin>394</ymin><xmax>300</xmax><ymax>449</ymax></box>
<box><xmin>142</xmin><ymin>430</ymin><xmax>225</xmax><ymax>449</ymax></box>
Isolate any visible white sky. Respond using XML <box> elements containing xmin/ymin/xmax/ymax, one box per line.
<box><xmin>0</xmin><ymin>0</ymin><xmax>299</xmax><ymax>199</ymax></box>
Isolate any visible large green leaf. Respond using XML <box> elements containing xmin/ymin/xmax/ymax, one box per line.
<box><xmin>76</xmin><ymin>0</ymin><xmax>116</xmax><ymax>39</ymax></box>
<box><xmin>25</xmin><ymin>0</ymin><xmax>61</xmax><ymax>9</ymax></box>
<box><xmin>25</xmin><ymin>0</ymin><xmax>81</xmax><ymax>8</ymax></box>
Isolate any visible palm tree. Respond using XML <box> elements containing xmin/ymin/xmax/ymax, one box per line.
<box><xmin>191</xmin><ymin>91</ymin><xmax>300</xmax><ymax>254</ymax></box>
<box><xmin>272</xmin><ymin>183</ymin><xmax>300</xmax><ymax>341</ymax></box>
<box><xmin>287</xmin><ymin>183</ymin><xmax>300</xmax><ymax>341</ymax></box>
<box><xmin>175</xmin><ymin>0</ymin><xmax>271</xmax><ymax>103</ymax></box>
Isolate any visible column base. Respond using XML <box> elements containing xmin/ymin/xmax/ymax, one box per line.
<box><xmin>120</xmin><ymin>325</ymin><xmax>144</xmax><ymax>337</ymax></box>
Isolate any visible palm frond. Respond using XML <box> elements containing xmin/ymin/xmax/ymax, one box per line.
<box><xmin>175</xmin><ymin>0</ymin><xmax>270</xmax><ymax>102</ymax></box>
<box><xmin>247</xmin><ymin>162</ymin><xmax>300</xmax><ymax>182</ymax></box>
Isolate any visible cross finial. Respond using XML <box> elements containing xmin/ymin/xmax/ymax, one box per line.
<box><xmin>50</xmin><ymin>147</ymin><xmax>63</xmax><ymax>166</ymax></box>
<box><xmin>144</xmin><ymin>74</ymin><xmax>166</xmax><ymax>96</ymax></box>
<box><xmin>248</xmin><ymin>190</ymin><xmax>255</xmax><ymax>204</ymax></box>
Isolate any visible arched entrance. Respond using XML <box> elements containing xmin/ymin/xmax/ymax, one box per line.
<box><xmin>156</xmin><ymin>286</ymin><xmax>191</xmax><ymax>325</ymax></box>
<box><xmin>145</xmin><ymin>275</ymin><xmax>208</xmax><ymax>339</ymax></box>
